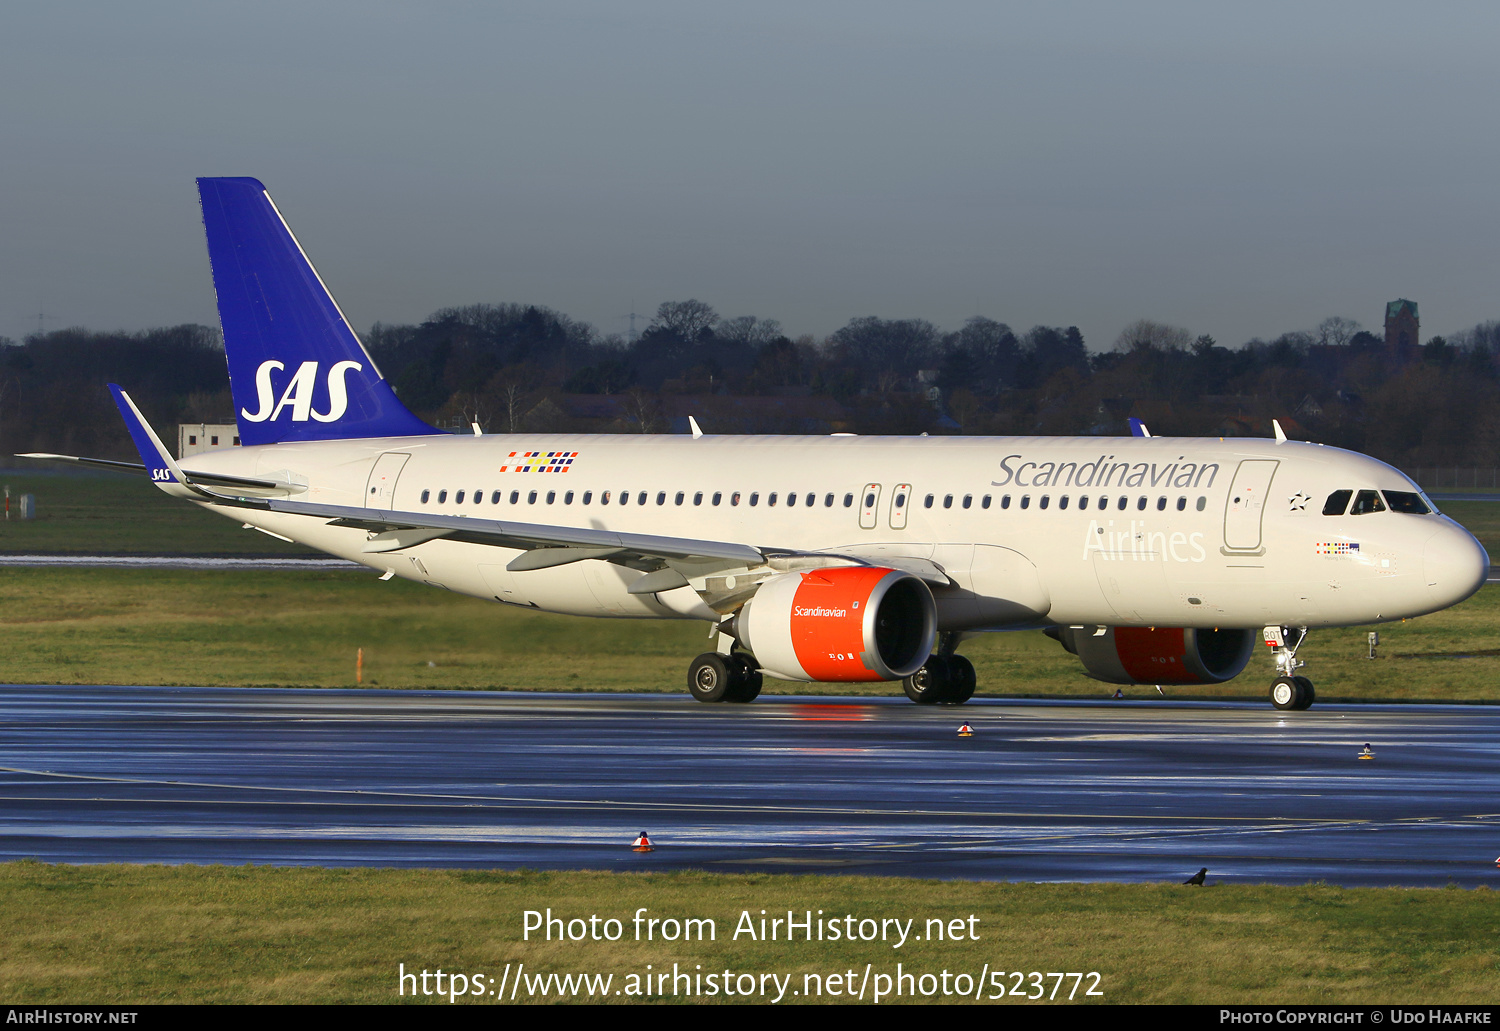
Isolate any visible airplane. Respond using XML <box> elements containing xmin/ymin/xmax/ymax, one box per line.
<box><xmin>21</xmin><ymin>178</ymin><xmax>1491</xmax><ymax>711</ymax></box>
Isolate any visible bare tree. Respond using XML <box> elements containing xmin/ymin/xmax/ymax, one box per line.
<box><xmin>1314</xmin><ymin>316</ymin><xmax>1361</xmax><ymax>349</ymax></box>
<box><xmin>716</xmin><ymin>315</ymin><xmax>783</xmax><ymax>347</ymax></box>
<box><xmin>622</xmin><ymin>387</ymin><xmax>663</xmax><ymax>433</ymax></box>
<box><xmin>651</xmin><ymin>300</ymin><xmax>719</xmax><ymax>340</ymax></box>
<box><xmin>1112</xmin><ymin>319</ymin><xmax>1191</xmax><ymax>353</ymax></box>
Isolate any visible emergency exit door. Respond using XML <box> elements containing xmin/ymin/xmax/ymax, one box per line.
<box><xmin>364</xmin><ymin>452</ymin><xmax>410</xmax><ymax>510</ymax></box>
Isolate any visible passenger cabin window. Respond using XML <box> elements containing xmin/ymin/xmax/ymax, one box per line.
<box><xmin>786</xmin><ymin>492</ymin><xmax>796</xmax><ymax>507</ymax></box>
<box><xmin>731</xmin><ymin>492</ymin><xmax>741</xmax><ymax>506</ymax></box>
<box><xmin>1350</xmin><ymin>489</ymin><xmax>1386</xmax><ymax>515</ymax></box>
<box><xmin>749</xmin><ymin>492</ymin><xmax>760</xmax><ymax>507</ymax></box>
<box><xmin>420</xmin><ymin>489</ymin><xmax>430</xmax><ymax>503</ymax></box>
<box><xmin>491</xmin><ymin>491</ymin><xmax>501</xmax><ymax>504</ymax></box>
<box><xmin>657</xmin><ymin>492</ymin><xmax>666</xmax><ymax>505</ymax></box>
<box><xmin>843</xmin><ymin>493</ymin><xmax>854</xmax><ymax>507</ymax></box>
<box><xmin>1196</xmin><ymin>496</ymin><xmax>1206</xmax><ymax>511</ymax></box>
<box><xmin>675</xmin><ymin>492</ymin><xmax>684</xmax><ymax>505</ymax></box>
<box><xmin>694</xmin><ymin>492</ymin><xmax>703</xmax><ymax>506</ymax></box>
<box><xmin>1058</xmin><ymin>495</ymin><xmax>1068</xmax><ymax>510</ymax></box>
<box><xmin>981</xmin><ymin>495</ymin><xmax>991</xmax><ymax>509</ymax></box>
<box><xmin>825</xmin><ymin>494</ymin><xmax>835</xmax><ymax>507</ymax></box>
<box><xmin>807</xmin><ymin>493</ymin><xmax>816</xmax><ymax>506</ymax></box>
<box><xmin>1001</xmin><ymin>495</ymin><xmax>1011</xmax><ymax>510</ymax></box>
<box><xmin>528</xmin><ymin>491</ymin><xmax>537</xmax><ymax>504</ymax></box>
<box><xmin>768</xmin><ymin>492</ymin><xmax>777</xmax><ymax>506</ymax></box>
<box><xmin>583</xmin><ymin>491</ymin><xmax>593</xmax><ymax>504</ymax></box>
<box><xmin>638</xmin><ymin>492</ymin><xmax>647</xmax><ymax>506</ymax></box>
<box><xmin>1383</xmin><ymin>490</ymin><xmax>1430</xmax><ymax>514</ymax></box>
<box><xmin>924</xmin><ymin>494</ymin><xmax>935</xmax><ymax>509</ymax></box>
<box><xmin>1117</xmin><ymin>496</ymin><xmax>1128</xmax><ymax>511</ymax></box>
<box><xmin>1322</xmin><ymin>490</ymin><xmax>1352</xmax><ymax>516</ymax></box>
<box><xmin>619</xmin><ymin>491</ymin><xmax>629</xmax><ymax>505</ymax></box>
<box><xmin>438</xmin><ymin>490</ymin><xmax>447</xmax><ymax>503</ymax></box>
<box><xmin>943</xmin><ymin>495</ymin><xmax>953</xmax><ymax>509</ymax></box>
<box><xmin>565</xmin><ymin>491</ymin><xmax>574</xmax><ymax>504</ymax></box>
<box><xmin>546</xmin><ymin>491</ymin><xmax>555</xmax><ymax>504</ymax></box>
<box><xmin>456</xmin><ymin>490</ymin><xmax>466</xmax><ymax>503</ymax></box>
<box><xmin>510</xmin><ymin>490</ymin><xmax>519</xmax><ymax>504</ymax></box>
<box><xmin>1176</xmin><ymin>496</ymin><xmax>1186</xmax><ymax>511</ymax></box>
<box><xmin>1039</xmin><ymin>495</ymin><xmax>1049</xmax><ymax>510</ymax></box>
<box><xmin>1156</xmin><ymin>496</ymin><xmax>1167</xmax><ymax>510</ymax></box>
<box><xmin>1020</xmin><ymin>495</ymin><xmax>1030</xmax><ymax>510</ymax></box>
<box><xmin>713</xmin><ymin>492</ymin><xmax>722</xmax><ymax>506</ymax></box>
<box><xmin>475</xmin><ymin>490</ymin><xmax>483</xmax><ymax>504</ymax></box>
<box><xmin>963</xmin><ymin>494</ymin><xmax>972</xmax><ymax>509</ymax></box>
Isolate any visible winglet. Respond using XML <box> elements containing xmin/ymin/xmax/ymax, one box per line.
<box><xmin>1273</xmin><ymin>419</ymin><xmax>1287</xmax><ymax>443</ymax></box>
<box><xmin>1127</xmin><ymin>417</ymin><xmax>1151</xmax><ymax>438</ymax></box>
<box><xmin>108</xmin><ymin>385</ymin><xmax>198</xmax><ymax>496</ymax></box>
<box><xmin>688</xmin><ymin>415</ymin><xmax>704</xmax><ymax>439</ymax></box>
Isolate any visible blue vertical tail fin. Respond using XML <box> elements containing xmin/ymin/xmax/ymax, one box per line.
<box><xmin>196</xmin><ymin>177</ymin><xmax>440</xmax><ymax>446</ymax></box>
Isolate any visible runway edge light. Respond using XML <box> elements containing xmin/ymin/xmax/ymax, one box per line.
<box><xmin>957</xmin><ymin>723</ymin><xmax>974</xmax><ymax>737</ymax></box>
<box><xmin>632</xmin><ymin>831</ymin><xmax>655</xmax><ymax>852</ymax></box>
<box><xmin>1358</xmin><ymin>743</ymin><xmax>1375</xmax><ymax>760</ymax></box>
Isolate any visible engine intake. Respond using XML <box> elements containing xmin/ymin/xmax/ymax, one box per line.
<box><xmin>736</xmin><ymin>567</ymin><xmax>936</xmax><ymax>681</ymax></box>
<box><xmin>1048</xmin><ymin>625</ymin><xmax>1255</xmax><ymax>685</ymax></box>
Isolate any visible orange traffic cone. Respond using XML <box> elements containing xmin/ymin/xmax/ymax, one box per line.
<box><xmin>632</xmin><ymin>831</ymin><xmax>654</xmax><ymax>852</ymax></box>
<box><xmin>957</xmin><ymin>723</ymin><xmax>974</xmax><ymax>737</ymax></box>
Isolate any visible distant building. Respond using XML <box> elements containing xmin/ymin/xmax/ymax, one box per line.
<box><xmin>1385</xmin><ymin>299</ymin><xmax>1419</xmax><ymax>363</ymax></box>
<box><xmin>178</xmin><ymin>423</ymin><xmax>240</xmax><ymax>458</ymax></box>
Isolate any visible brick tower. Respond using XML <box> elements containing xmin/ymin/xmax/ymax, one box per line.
<box><xmin>1384</xmin><ymin>299</ymin><xmax>1419</xmax><ymax>363</ymax></box>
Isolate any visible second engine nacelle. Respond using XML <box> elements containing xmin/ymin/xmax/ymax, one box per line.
<box><xmin>735</xmin><ymin>567</ymin><xmax>937</xmax><ymax>682</ymax></box>
<box><xmin>1047</xmin><ymin>625</ymin><xmax>1256</xmax><ymax>685</ymax></box>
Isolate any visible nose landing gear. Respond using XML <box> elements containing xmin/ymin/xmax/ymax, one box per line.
<box><xmin>1265</xmin><ymin>626</ymin><xmax>1315</xmax><ymax>710</ymax></box>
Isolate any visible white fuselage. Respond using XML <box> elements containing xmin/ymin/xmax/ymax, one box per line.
<box><xmin>184</xmin><ymin>433</ymin><xmax>1489</xmax><ymax>631</ymax></box>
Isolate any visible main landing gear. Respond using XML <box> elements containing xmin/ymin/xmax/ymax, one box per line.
<box><xmin>902</xmin><ymin>633</ymin><xmax>976</xmax><ymax>705</ymax></box>
<box><xmin>1265</xmin><ymin>625</ymin><xmax>1315</xmax><ymax>711</ymax></box>
<box><xmin>687</xmin><ymin>651</ymin><xmax>762</xmax><ymax>703</ymax></box>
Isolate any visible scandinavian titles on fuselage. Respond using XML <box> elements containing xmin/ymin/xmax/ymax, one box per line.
<box><xmin>1082</xmin><ymin>520</ymin><xmax>1208</xmax><ymax>563</ymax></box>
<box><xmin>991</xmin><ymin>454</ymin><xmax>1220</xmax><ymax>490</ymax></box>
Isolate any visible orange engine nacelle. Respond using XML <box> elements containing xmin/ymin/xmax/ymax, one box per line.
<box><xmin>735</xmin><ymin>567</ymin><xmax>936</xmax><ymax>682</ymax></box>
<box><xmin>1048</xmin><ymin>625</ymin><xmax>1256</xmax><ymax>685</ymax></box>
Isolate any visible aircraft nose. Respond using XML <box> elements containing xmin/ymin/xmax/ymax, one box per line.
<box><xmin>1423</xmin><ymin>524</ymin><xmax>1489</xmax><ymax>607</ymax></box>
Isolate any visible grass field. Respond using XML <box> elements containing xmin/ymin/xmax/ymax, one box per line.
<box><xmin>0</xmin><ymin>864</ymin><xmax>1494</xmax><ymax>1004</ymax></box>
<box><xmin>0</xmin><ymin>565</ymin><xmax>1497</xmax><ymax>700</ymax></box>
<box><xmin>0</xmin><ymin>468</ymin><xmax>311</xmax><ymax>555</ymax></box>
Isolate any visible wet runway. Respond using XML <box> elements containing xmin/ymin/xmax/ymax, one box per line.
<box><xmin>0</xmin><ymin>685</ymin><xmax>1495</xmax><ymax>886</ymax></box>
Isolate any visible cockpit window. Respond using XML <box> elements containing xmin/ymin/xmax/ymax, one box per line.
<box><xmin>1349</xmin><ymin>489</ymin><xmax>1386</xmax><ymax>515</ymax></box>
<box><xmin>1322</xmin><ymin>490</ymin><xmax>1352</xmax><ymax>516</ymax></box>
<box><xmin>1382</xmin><ymin>490</ymin><xmax>1431</xmax><ymax>515</ymax></box>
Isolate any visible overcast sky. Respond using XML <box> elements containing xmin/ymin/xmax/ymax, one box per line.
<box><xmin>3</xmin><ymin>1</ymin><xmax>1498</xmax><ymax>350</ymax></box>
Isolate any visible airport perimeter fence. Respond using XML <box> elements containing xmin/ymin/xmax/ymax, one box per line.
<box><xmin>1404</xmin><ymin>468</ymin><xmax>1500</xmax><ymax>491</ymax></box>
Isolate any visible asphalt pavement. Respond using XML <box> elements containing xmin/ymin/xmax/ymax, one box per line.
<box><xmin>0</xmin><ymin>685</ymin><xmax>1494</xmax><ymax>886</ymax></box>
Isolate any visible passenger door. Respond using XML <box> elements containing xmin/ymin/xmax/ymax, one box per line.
<box><xmin>1223</xmin><ymin>459</ymin><xmax>1279</xmax><ymax>552</ymax></box>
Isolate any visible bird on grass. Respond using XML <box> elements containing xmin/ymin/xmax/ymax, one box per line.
<box><xmin>1184</xmin><ymin>867</ymin><xmax>1207</xmax><ymax>885</ymax></box>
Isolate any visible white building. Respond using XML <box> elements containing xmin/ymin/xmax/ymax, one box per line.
<box><xmin>178</xmin><ymin>423</ymin><xmax>241</xmax><ymax>459</ymax></box>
